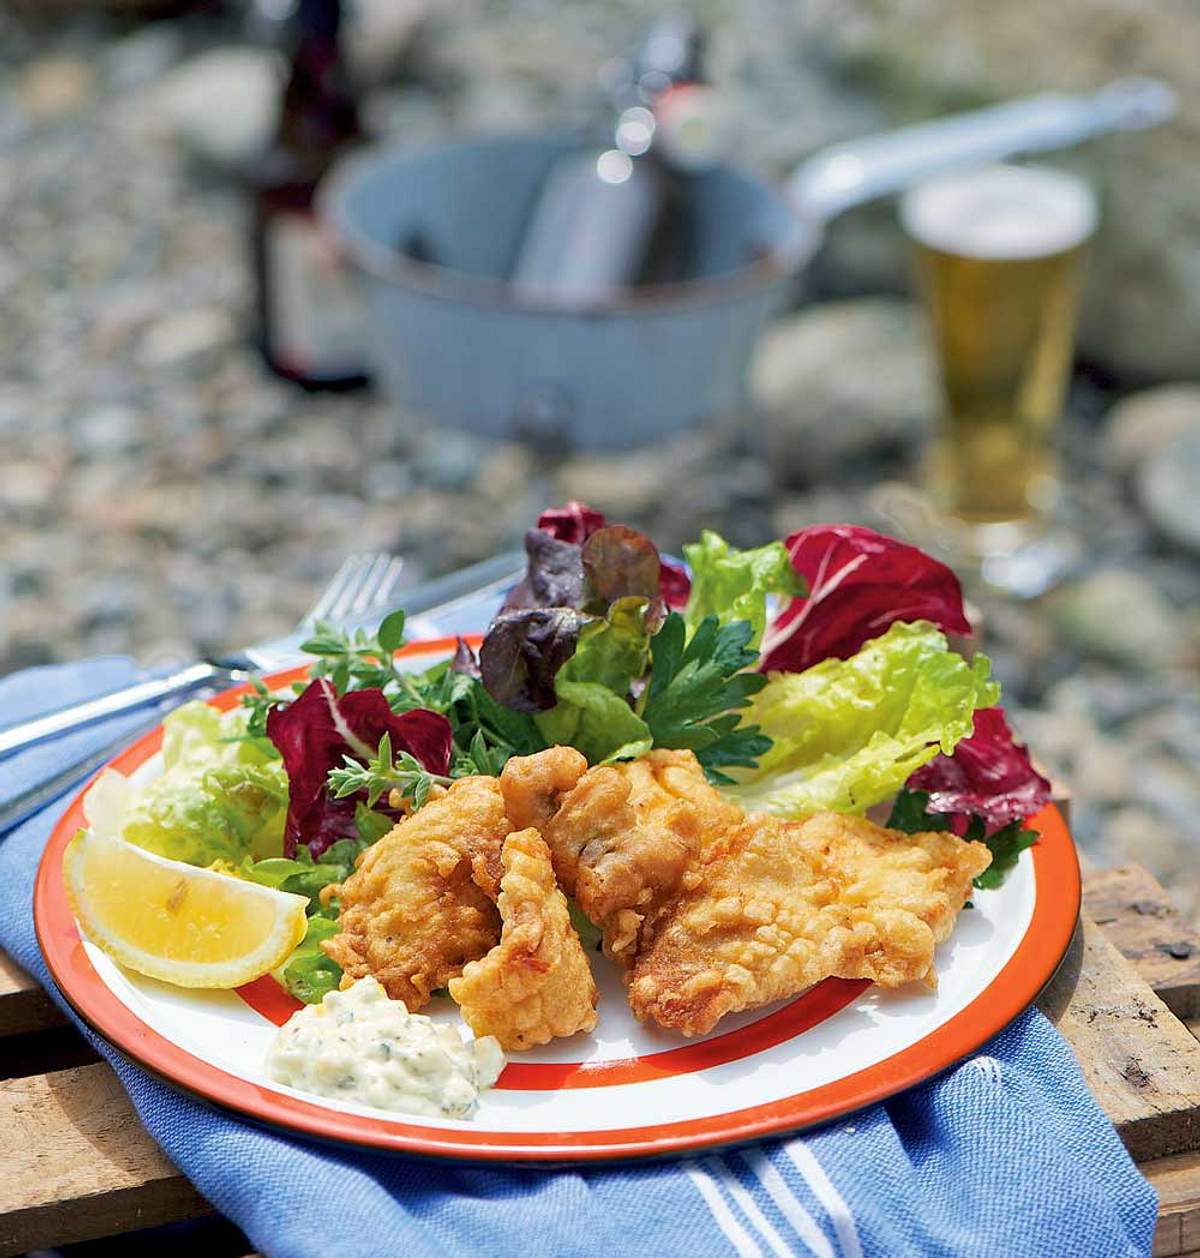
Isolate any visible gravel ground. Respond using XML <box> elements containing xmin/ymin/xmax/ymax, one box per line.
<box><xmin>1</xmin><ymin>6</ymin><xmax>1197</xmax><ymax>910</ymax></box>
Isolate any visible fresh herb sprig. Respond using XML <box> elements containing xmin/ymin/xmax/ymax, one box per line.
<box><xmin>241</xmin><ymin>677</ymin><xmax>283</xmax><ymax>739</ymax></box>
<box><xmin>887</xmin><ymin>788</ymin><xmax>1038</xmax><ymax>889</ymax></box>
<box><xmin>640</xmin><ymin>612</ymin><xmax>773</xmax><ymax>784</ymax></box>
<box><xmin>327</xmin><ymin>730</ymin><xmax>453</xmax><ymax>811</ymax></box>
<box><xmin>300</xmin><ymin>611</ymin><xmax>415</xmax><ymax>699</ymax></box>
<box><xmin>391</xmin><ymin>657</ymin><xmax>545</xmax><ymax>773</ymax></box>
<box><xmin>301</xmin><ymin>611</ymin><xmax>545</xmax><ymax>772</ymax></box>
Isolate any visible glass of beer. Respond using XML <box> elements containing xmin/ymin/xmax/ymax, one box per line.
<box><xmin>901</xmin><ymin>164</ymin><xmax>1096</xmax><ymax>548</ymax></box>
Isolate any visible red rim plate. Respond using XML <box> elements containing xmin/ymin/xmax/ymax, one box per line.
<box><xmin>34</xmin><ymin>638</ymin><xmax>1081</xmax><ymax>1163</ymax></box>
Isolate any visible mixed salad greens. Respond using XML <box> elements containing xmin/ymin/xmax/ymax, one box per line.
<box><xmin>83</xmin><ymin>504</ymin><xmax>1051</xmax><ymax>1004</ymax></box>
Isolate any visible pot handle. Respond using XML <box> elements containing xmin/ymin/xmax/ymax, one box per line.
<box><xmin>787</xmin><ymin>77</ymin><xmax>1176</xmax><ymax>223</ymax></box>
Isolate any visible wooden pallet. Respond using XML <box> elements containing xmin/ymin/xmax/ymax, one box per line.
<box><xmin>3</xmin><ymin>863</ymin><xmax>1200</xmax><ymax>1256</ymax></box>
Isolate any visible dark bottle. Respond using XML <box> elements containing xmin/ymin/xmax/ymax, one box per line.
<box><xmin>251</xmin><ymin>0</ymin><xmax>369</xmax><ymax>390</ymax></box>
<box><xmin>508</xmin><ymin>13</ymin><xmax>723</xmax><ymax>304</ymax></box>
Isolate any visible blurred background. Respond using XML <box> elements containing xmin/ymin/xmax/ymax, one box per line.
<box><xmin>0</xmin><ymin>0</ymin><xmax>1196</xmax><ymax>912</ymax></box>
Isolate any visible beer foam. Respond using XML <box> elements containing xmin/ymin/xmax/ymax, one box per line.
<box><xmin>901</xmin><ymin>165</ymin><xmax>1097</xmax><ymax>260</ymax></box>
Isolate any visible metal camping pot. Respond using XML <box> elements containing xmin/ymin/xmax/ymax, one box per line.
<box><xmin>324</xmin><ymin>79</ymin><xmax>1172</xmax><ymax>450</ymax></box>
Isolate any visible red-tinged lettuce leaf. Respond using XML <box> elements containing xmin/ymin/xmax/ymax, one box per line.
<box><xmin>536</xmin><ymin>500</ymin><xmax>606</xmax><ymax>544</ymax></box>
<box><xmin>907</xmin><ymin>706</ymin><xmax>1052</xmax><ymax>834</ymax></box>
<box><xmin>532</xmin><ymin>501</ymin><xmax>690</xmax><ymax>607</ymax></box>
<box><xmin>503</xmin><ymin>529</ymin><xmax>586</xmax><ymax>611</ymax></box>
<box><xmin>266</xmin><ymin>679</ymin><xmax>453</xmax><ymax>857</ymax></box>
<box><xmin>450</xmin><ymin>636</ymin><xmax>482</xmax><ymax>679</ymax></box>
<box><xmin>660</xmin><ymin>559</ymin><xmax>691</xmax><ymax>608</ymax></box>
<box><xmin>479</xmin><ymin>607</ymin><xmax>594</xmax><ymax>713</ymax></box>
<box><xmin>759</xmin><ymin>525</ymin><xmax>971</xmax><ymax>672</ymax></box>
<box><xmin>581</xmin><ymin>525</ymin><xmax>662</xmax><ymax>610</ymax></box>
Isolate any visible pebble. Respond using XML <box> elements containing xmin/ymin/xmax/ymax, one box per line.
<box><xmin>72</xmin><ymin>405</ymin><xmax>143</xmax><ymax>458</ymax></box>
<box><xmin>751</xmin><ymin>298</ymin><xmax>935</xmax><ymax>486</ymax></box>
<box><xmin>412</xmin><ymin>429</ymin><xmax>495</xmax><ymax>492</ymax></box>
<box><xmin>342</xmin><ymin>0</ymin><xmax>429</xmax><ymax>85</ymax></box>
<box><xmin>16</xmin><ymin>56</ymin><xmax>94</xmax><ymax>121</ymax></box>
<box><xmin>1049</xmin><ymin>568</ymin><xmax>1183</xmax><ymax>672</ymax></box>
<box><xmin>1138</xmin><ymin>427</ymin><xmax>1200</xmax><ymax>555</ymax></box>
<box><xmin>1107</xmin><ymin>809</ymin><xmax>1192</xmax><ymax>893</ymax></box>
<box><xmin>1071</xmin><ymin>734</ymin><xmax>1134</xmax><ymax>809</ymax></box>
<box><xmin>104</xmin><ymin>25</ymin><xmax>182</xmax><ymax>93</ymax></box>
<box><xmin>138</xmin><ymin>307</ymin><xmax>236</xmax><ymax>370</ymax></box>
<box><xmin>148</xmin><ymin>47</ymin><xmax>281</xmax><ymax>166</ymax></box>
<box><xmin>1103</xmin><ymin>384</ymin><xmax>1200</xmax><ymax>477</ymax></box>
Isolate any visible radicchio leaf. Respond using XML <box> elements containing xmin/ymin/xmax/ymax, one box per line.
<box><xmin>502</xmin><ymin>529</ymin><xmax>586</xmax><ymax>611</ymax></box>
<box><xmin>266</xmin><ymin>679</ymin><xmax>453</xmax><ymax>857</ymax></box>
<box><xmin>759</xmin><ymin>525</ymin><xmax>971</xmax><ymax>673</ymax></box>
<box><xmin>536</xmin><ymin>500</ymin><xmax>606</xmax><ymax>545</ymax></box>
<box><xmin>479</xmin><ymin>608</ymin><xmax>594</xmax><ymax>713</ymax></box>
<box><xmin>659</xmin><ymin>559</ymin><xmax>691</xmax><ymax>608</ymax></box>
<box><xmin>907</xmin><ymin>706</ymin><xmax>1052</xmax><ymax>835</ymax></box>
<box><xmin>581</xmin><ymin>525</ymin><xmax>662</xmax><ymax>610</ymax></box>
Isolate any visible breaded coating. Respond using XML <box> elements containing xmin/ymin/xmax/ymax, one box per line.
<box><xmin>627</xmin><ymin>811</ymin><xmax>991</xmax><ymax>1037</ymax></box>
<box><xmin>449</xmin><ymin>827</ymin><xmax>598</xmax><ymax>1050</ymax></box>
<box><xmin>499</xmin><ymin>744</ymin><xmax>588</xmax><ymax>833</ymax></box>
<box><xmin>321</xmin><ymin>776</ymin><xmax>510</xmax><ymax>1010</ymax></box>
<box><xmin>502</xmin><ymin>748</ymin><xmax>741</xmax><ymax>964</ymax></box>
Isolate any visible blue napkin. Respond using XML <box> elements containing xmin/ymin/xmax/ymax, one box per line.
<box><xmin>0</xmin><ymin>660</ymin><xmax>1157</xmax><ymax>1258</ymax></box>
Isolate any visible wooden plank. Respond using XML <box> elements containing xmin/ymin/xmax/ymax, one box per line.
<box><xmin>1144</xmin><ymin>1151</ymin><xmax>1200</xmax><ymax>1257</ymax></box>
<box><xmin>1155</xmin><ymin>1215</ymin><xmax>1184</xmax><ymax>1258</ymax></box>
<box><xmin>0</xmin><ymin>1027</ymin><xmax>99</xmax><ymax>1081</ymax></box>
<box><xmin>0</xmin><ymin>950</ymin><xmax>65</xmax><ymax>1036</ymax></box>
<box><xmin>0</xmin><ymin>1063</ymin><xmax>210</xmax><ymax>1257</ymax></box>
<box><xmin>1084</xmin><ymin>866</ymin><xmax>1200</xmax><ymax>1021</ymax></box>
<box><xmin>1040</xmin><ymin>917</ymin><xmax>1200</xmax><ymax>1161</ymax></box>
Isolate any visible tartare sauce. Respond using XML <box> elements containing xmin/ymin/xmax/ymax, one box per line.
<box><xmin>265</xmin><ymin>977</ymin><xmax>505</xmax><ymax>1118</ymax></box>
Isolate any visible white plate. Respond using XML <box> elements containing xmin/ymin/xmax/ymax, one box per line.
<box><xmin>36</xmin><ymin>638</ymin><xmax>1080</xmax><ymax>1163</ymax></box>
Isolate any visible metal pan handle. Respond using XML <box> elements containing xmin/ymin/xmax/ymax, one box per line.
<box><xmin>787</xmin><ymin>77</ymin><xmax>1176</xmax><ymax>224</ymax></box>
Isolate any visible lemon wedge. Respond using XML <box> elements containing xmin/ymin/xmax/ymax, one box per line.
<box><xmin>64</xmin><ymin>828</ymin><xmax>309</xmax><ymax>989</ymax></box>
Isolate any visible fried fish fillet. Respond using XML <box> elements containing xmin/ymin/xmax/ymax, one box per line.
<box><xmin>321</xmin><ymin>776</ymin><xmax>510</xmax><ymax>1010</ymax></box>
<box><xmin>627</xmin><ymin>811</ymin><xmax>992</xmax><ymax>1037</ymax></box>
<box><xmin>500</xmin><ymin>747</ymin><xmax>741</xmax><ymax>963</ymax></box>
<box><xmin>499</xmin><ymin>744</ymin><xmax>588</xmax><ymax>833</ymax></box>
<box><xmin>449</xmin><ymin>827</ymin><xmax>598</xmax><ymax>1050</ymax></box>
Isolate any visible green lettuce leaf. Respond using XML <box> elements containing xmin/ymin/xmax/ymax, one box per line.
<box><xmin>725</xmin><ymin>620</ymin><xmax>999</xmax><ymax>817</ymax></box>
<box><xmin>537</xmin><ymin>679</ymin><xmax>652</xmax><ymax>763</ymax></box>
<box><xmin>241</xmin><ymin>832</ymin><xmax>368</xmax><ymax>910</ymax></box>
<box><xmin>277</xmin><ymin>914</ymin><xmax>342</xmax><ymax>1004</ymax></box>
<box><xmin>567</xmin><ymin>899</ymin><xmax>603</xmax><ymax>951</ymax></box>
<box><xmin>534</xmin><ymin>597</ymin><xmax>654</xmax><ymax>762</ymax></box>
<box><xmin>252</xmin><ymin>806</ymin><xmax>392</xmax><ymax>1001</ymax></box>
<box><xmin>120</xmin><ymin>760</ymin><xmax>289</xmax><ymax>866</ymax></box>
<box><xmin>683</xmin><ymin>530</ymin><xmax>803</xmax><ymax>648</ymax></box>
<box><xmin>353</xmin><ymin>801</ymin><xmax>394</xmax><ymax>846</ymax></box>
<box><xmin>84</xmin><ymin>701</ymin><xmax>289</xmax><ymax>867</ymax></box>
<box><xmin>162</xmin><ymin>699</ymin><xmax>279</xmax><ymax>772</ymax></box>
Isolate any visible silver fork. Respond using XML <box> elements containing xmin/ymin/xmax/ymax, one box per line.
<box><xmin>0</xmin><ymin>548</ymin><xmax>525</xmax><ymax>835</ymax></box>
<box><xmin>0</xmin><ymin>552</ymin><xmax>410</xmax><ymax>762</ymax></box>
<box><xmin>0</xmin><ymin>553</ymin><xmax>408</xmax><ymax>837</ymax></box>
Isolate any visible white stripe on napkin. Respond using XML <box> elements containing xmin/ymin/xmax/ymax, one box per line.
<box><xmin>738</xmin><ymin>1148</ymin><xmax>835</xmax><ymax>1258</ymax></box>
<box><xmin>705</xmin><ymin>1157</ymin><xmax>794</xmax><ymax>1258</ymax></box>
<box><xmin>785</xmin><ymin>1142</ymin><xmax>863</xmax><ymax>1258</ymax></box>
<box><xmin>685</xmin><ymin>1161</ymin><xmax>763</xmax><ymax>1258</ymax></box>
<box><xmin>972</xmin><ymin>1055</ymin><xmax>1003</xmax><ymax>1087</ymax></box>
